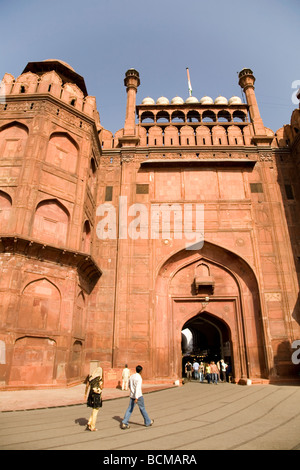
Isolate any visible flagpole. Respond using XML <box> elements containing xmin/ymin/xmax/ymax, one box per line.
<box><xmin>186</xmin><ymin>67</ymin><xmax>192</xmax><ymax>97</ymax></box>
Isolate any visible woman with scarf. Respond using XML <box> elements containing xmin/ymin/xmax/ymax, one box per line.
<box><xmin>84</xmin><ymin>366</ymin><xmax>103</xmax><ymax>431</ymax></box>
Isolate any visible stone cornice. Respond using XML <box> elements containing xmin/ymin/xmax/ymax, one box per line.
<box><xmin>0</xmin><ymin>236</ymin><xmax>102</xmax><ymax>293</ymax></box>
<box><xmin>1</xmin><ymin>94</ymin><xmax>102</xmax><ymax>157</ymax></box>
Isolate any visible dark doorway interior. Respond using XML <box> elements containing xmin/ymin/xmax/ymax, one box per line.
<box><xmin>181</xmin><ymin>311</ymin><xmax>232</xmax><ymax>377</ymax></box>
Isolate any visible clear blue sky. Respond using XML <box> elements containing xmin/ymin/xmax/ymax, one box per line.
<box><xmin>1</xmin><ymin>0</ymin><xmax>299</xmax><ymax>134</ymax></box>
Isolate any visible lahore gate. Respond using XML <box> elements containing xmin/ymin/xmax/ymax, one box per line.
<box><xmin>0</xmin><ymin>60</ymin><xmax>299</xmax><ymax>389</ymax></box>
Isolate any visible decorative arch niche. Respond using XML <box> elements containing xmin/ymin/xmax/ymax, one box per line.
<box><xmin>0</xmin><ymin>122</ymin><xmax>28</xmax><ymax>159</ymax></box>
<box><xmin>45</xmin><ymin>132</ymin><xmax>79</xmax><ymax>173</ymax></box>
<box><xmin>9</xmin><ymin>336</ymin><xmax>57</xmax><ymax>386</ymax></box>
<box><xmin>154</xmin><ymin>241</ymin><xmax>268</xmax><ymax>384</ymax></box>
<box><xmin>32</xmin><ymin>198</ymin><xmax>70</xmax><ymax>246</ymax></box>
<box><xmin>17</xmin><ymin>278</ymin><xmax>61</xmax><ymax>331</ymax></box>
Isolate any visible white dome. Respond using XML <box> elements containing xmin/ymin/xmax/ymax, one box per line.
<box><xmin>171</xmin><ymin>96</ymin><xmax>184</xmax><ymax>105</ymax></box>
<box><xmin>228</xmin><ymin>96</ymin><xmax>243</xmax><ymax>105</ymax></box>
<box><xmin>156</xmin><ymin>96</ymin><xmax>170</xmax><ymax>105</ymax></box>
<box><xmin>200</xmin><ymin>96</ymin><xmax>214</xmax><ymax>105</ymax></box>
<box><xmin>185</xmin><ymin>96</ymin><xmax>199</xmax><ymax>104</ymax></box>
<box><xmin>214</xmin><ymin>96</ymin><xmax>228</xmax><ymax>105</ymax></box>
<box><xmin>141</xmin><ymin>96</ymin><xmax>155</xmax><ymax>105</ymax></box>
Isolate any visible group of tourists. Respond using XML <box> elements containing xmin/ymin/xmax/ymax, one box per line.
<box><xmin>184</xmin><ymin>358</ymin><xmax>231</xmax><ymax>384</ymax></box>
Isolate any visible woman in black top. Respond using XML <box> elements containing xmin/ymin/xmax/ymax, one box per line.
<box><xmin>84</xmin><ymin>367</ymin><xmax>103</xmax><ymax>431</ymax></box>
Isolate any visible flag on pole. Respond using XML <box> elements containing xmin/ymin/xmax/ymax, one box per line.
<box><xmin>186</xmin><ymin>68</ymin><xmax>192</xmax><ymax>97</ymax></box>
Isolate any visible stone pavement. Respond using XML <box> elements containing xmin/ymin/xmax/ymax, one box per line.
<box><xmin>0</xmin><ymin>382</ymin><xmax>173</xmax><ymax>412</ymax></box>
<box><xmin>0</xmin><ymin>381</ymin><xmax>300</xmax><ymax>451</ymax></box>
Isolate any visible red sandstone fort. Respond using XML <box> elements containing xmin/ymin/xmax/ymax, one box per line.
<box><xmin>0</xmin><ymin>60</ymin><xmax>299</xmax><ymax>389</ymax></box>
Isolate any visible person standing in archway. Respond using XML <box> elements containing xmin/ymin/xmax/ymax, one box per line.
<box><xmin>210</xmin><ymin>361</ymin><xmax>219</xmax><ymax>384</ymax></box>
<box><xmin>199</xmin><ymin>362</ymin><xmax>205</xmax><ymax>383</ymax></box>
<box><xmin>218</xmin><ymin>359</ymin><xmax>228</xmax><ymax>383</ymax></box>
<box><xmin>193</xmin><ymin>359</ymin><xmax>200</xmax><ymax>380</ymax></box>
<box><xmin>205</xmin><ymin>363</ymin><xmax>211</xmax><ymax>384</ymax></box>
<box><xmin>185</xmin><ymin>361</ymin><xmax>193</xmax><ymax>381</ymax></box>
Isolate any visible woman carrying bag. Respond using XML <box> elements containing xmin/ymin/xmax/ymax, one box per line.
<box><xmin>84</xmin><ymin>366</ymin><xmax>103</xmax><ymax>432</ymax></box>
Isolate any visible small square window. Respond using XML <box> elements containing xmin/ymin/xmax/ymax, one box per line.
<box><xmin>250</xmin><ymin>183</ymin><xmax>263</xmax><ymax>193</ymax></box>
<box><xmin>136</xmin><ymin>184</ymin><xmax>149</xmax><ymax>195</ymax></box>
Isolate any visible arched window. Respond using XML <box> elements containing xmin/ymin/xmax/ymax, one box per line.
<box><xmin>171</xmin><ymin>111</ymin><xmax>185</xmax><ymax>123</ymax></box>
<box><xmin>187</xmin><ymin>110</ymin><xmax>200</xmax><ymax>123</ymax></box>
<box><xmin>88</xmin><ymin>157</ymin><xmax>97</xmax><ymax>197</ymax></box>
<box><xmin>202</xmin><ymin>110</ymin><xmax>216</xmax><ymax>122</ymax></box>
<box><xmin>140</xmin><ymin>111</ymin><xmax>155</xmax><ymax>123</ymax></box>
<box><xmin>156</xmin><ymin>111</ymin><xmax>170</xmax><ymax>123</ymax></box>
<box><xmin>218</xmin><ymin>110</ymin><xmax>231</xmax><ymax>122</ymax></box>
<box><xmin>233</xmin><ymin>110</ymin><xmax>247</xmax><ymax>122</ymax></box>
<box><xmin>0</xmin><ymin>190</ymin><xmax>12</xmax><ymax>231</ymax></box>
<box><xmin>81</xmin><ymin>220</ymin><xmax>91</xmax><ymax>252</ymax></box>
<box><xmin>32</xmin><ymin>199</ymin><xmax>69</xmax><ymax>246</ymax></box>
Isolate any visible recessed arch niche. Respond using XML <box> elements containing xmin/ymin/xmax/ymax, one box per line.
<box><xmin>154</xmin><ymin>241</ymin><xmax>268</xmax><ymax>384</ymax></box>
<box><xmin>45</xmin><ymin>132</ymin><xmax>79</xmax><ymax>173</ymax></box>
<box><xmin>32</xmin><ymin>198</ymin><xmax>70</xmax><ymax>246</ymax></box>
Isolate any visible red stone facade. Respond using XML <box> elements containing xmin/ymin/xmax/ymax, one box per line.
<box><xmin>0</xmin><ymin>61</ymin><xmax>299</xmax><ymax>389</ymax></box>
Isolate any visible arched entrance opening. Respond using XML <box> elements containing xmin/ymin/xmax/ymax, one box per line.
<box><xmin>154</xmin><ymin>241</ymin><xmax>269</xmax><ymax>384</ymax></box>
<box><xmin>181</xmin><ymin>311</ymin><xmax>232</xmax><ymax>379</ymax></box>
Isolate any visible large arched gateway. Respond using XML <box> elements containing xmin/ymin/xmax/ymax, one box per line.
<box><xmin>154</xmin><ymin>241</ymin><xmax>269</xmax><ymax>384</ymax></box>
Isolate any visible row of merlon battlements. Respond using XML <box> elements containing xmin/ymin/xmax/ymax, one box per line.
<box><xmin>0</xmin><ymin>71</ymin><xmax>97</xmax><ymax>118</ymax></box>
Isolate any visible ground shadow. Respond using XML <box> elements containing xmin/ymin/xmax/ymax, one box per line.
<box><xmin>75</xmin><ymin>417</ymin><xmax>89</xmax><ymax>427</ymax></box>
<box><xmin>112</xmin><ymin>415</ymin><xmax>145</xmax><ymax>427</ymax></box>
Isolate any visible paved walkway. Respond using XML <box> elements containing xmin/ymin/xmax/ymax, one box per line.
<box><xmin>0</xmin><ymin>382</ymin><xmax>173</xmax><ymax>412</ymax></box>
<box><xmin>0</xmin><ymin>382</ymin><xmax>300</xmax><ymax>450</ymax></box>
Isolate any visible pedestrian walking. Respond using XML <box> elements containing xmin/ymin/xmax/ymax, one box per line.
<box><xmin>210</xmin><ymin>361</ymin><xmax>219</xmax><ymax>384</ymax></box>
<box><xmin>185</xmin><ymin>361</ymin><xmax>193</xmax><ymax>381</ymax></box>
<box><xmin>199</xmin><ymin>362</ymin><xmax>205</xmax><ymax>382</ymax></box>
<box><xmin>122</xmin><ymin>364</ymin><xmax>130</xmax><ymax>391</ymax></box>
<box><xmin>217</xmin><ymin>359</ymin><xmax>228</xmax><ymax>382</ymax></box>
<box><xmin>205</xmin><ymin>363</ymin><xmax>211</xmax><ymax>384</ymax></box>
<box><xmin>192</xmin><ymin>360</ymin><xmax>200</xmax><ymax>380</ymax></box>
<box><xmin>84</xmin><ymin>366</ymin><xmax>103</xmax><ymax>431</ymax></box>
<box><xmin>121</xmin><ymin>365</ymin><xmax>154</xmax><ymax>429</ymax></box>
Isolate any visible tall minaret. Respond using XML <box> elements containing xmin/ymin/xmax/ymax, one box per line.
<box><xmin>121</xmin><ymin>68</ymin><xmax>140</xmax><ymax>146</ymax></box>
<box><xmin>238</xmin><ymin>68</ymin><xmax>272</xmax><ymax>144</ymax></box>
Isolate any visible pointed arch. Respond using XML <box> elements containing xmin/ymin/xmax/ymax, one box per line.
<box><xmin>81</xmin><ymin>219</ymin><xmax>91</xmax><ymax>252</ymax></box>
<box><xmin>32</xmin><ymin>198</ymin><xmax>70</xmax><ymax>246</ymax></box>
<box><xmin>0</xmin><ymin>121</ymin><xmax>29</xmax><ymax>159</ymax></box>
<box><xmin>154</xmin><ymin>240</ymin><xmax>268</xmax><ymax>383</ymax></box>
<box><xmin>0</xmin><ymin>190</ymin><xmax>12</xmax><ymax>231</ymax></box>
<box><xmin>45</xmin><ymin>132</ymin><xmax>79</xmax><ymax>173</ymax></box>
<box><xmin>18</xmin><ymin>278</ymin><xmax>61</xmax><ymax>331</ymax></box>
